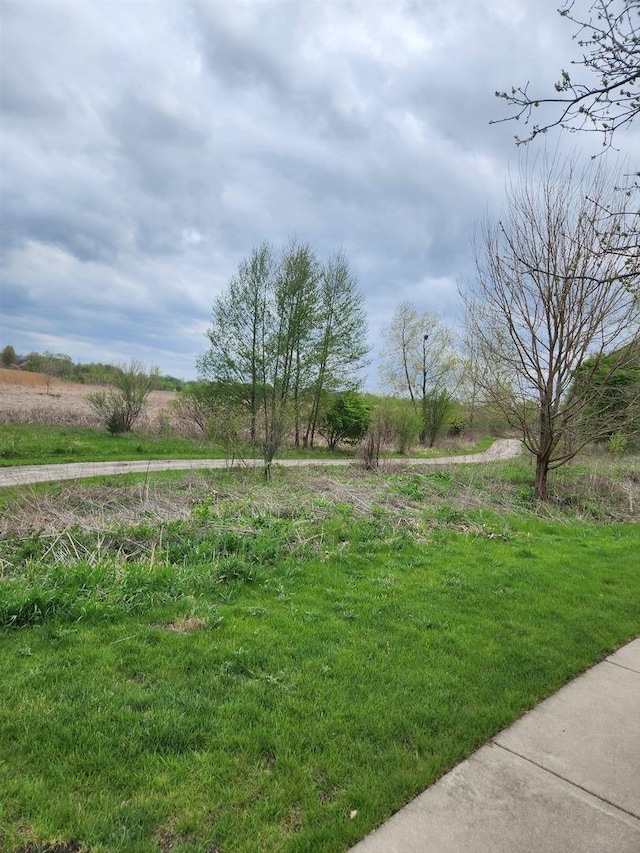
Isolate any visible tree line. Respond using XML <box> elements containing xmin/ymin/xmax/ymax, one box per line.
<box><xmin>0</xmin><ymin>347</ymin><xmax>182</xmax><ymax>392</ymax></box>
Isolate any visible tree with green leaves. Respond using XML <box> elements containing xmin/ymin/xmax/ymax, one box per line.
<box><xmin>88</xmin><ymin>360</ymin><xmax>158</xmax><ymax>434</ymax></box>
<box><xmin>571</xmin><ymin>346</ymin><xmax>640</xmax><ymax>444</ymax></box>
<box><xmin>303</xmin><ymin>251</ymin><xmax>369</xmax><ymax>447</ymax></box>
<box><xmin>1</xmin><ymin>345</ymin><xmax>16</xmax><ymax>367</ymax></box>
<box><xmin>199</xmin><ymin>239</ymin><xmax>369</xmax><ymax>474</ymax></box>
<box><xmin>379</xmin><ymin>302</ymin><xmax>460</xmax><ymax>445</ymax></box>
<box><xmin>198</xmin><ymin>242</ymin><xmax>274</xmax><ymax>443</ymax></box>
<box><xmin>272</xmin><ymin>239</ymin><xmax>322</xmax><ymax>448</ymax></box>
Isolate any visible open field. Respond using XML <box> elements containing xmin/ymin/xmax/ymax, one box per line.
<box><xmin>1</xmin><ymin>455</ymin><xmax>639</xmax><ymax>852</ymax></box>
<box><xmin>0</xmin><ymin>368</ymin><xmax>177</xmax><ymax>430</ymax></box>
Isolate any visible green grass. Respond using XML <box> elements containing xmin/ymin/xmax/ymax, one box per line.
<box><xmin>0</xmin><ymin>424</ymin><xmax>223</xmax><ymax>466</ymax></box>
<box><xmin>0</xmin><ymin>461</ymin><xmax>639</xmax><ymax>852</ymax></box>
<box><xmin>0</xmin><ymin>423</ymin><xmax>493</xmax><ymax>468</ymax></box>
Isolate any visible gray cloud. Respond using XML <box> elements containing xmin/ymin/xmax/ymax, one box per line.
<box><xmin>1</xmin><ymin>0</ymin><xmax>636</xmax><ymax>384</ymax></box>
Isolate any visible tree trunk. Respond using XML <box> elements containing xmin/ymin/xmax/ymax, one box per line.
<box><xmin>534</xmin><ymin>454</ymin><xmax>549</xmax><ymax>501</ymax></box>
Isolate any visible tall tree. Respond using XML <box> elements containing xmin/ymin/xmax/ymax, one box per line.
<box><xmin>304</xmin><ymin>251</ymin><xmax>369</xmax><ymax>447</ymax></box>
<box><xmin>272</xmin><ymin>239</ymin><xmax>321</xmax><ymax>448</ymax></box>
<box><xmin>379</xmin><ymin>302</ymin><xmax>460</xmax><ymax>444</ymax></box>
<box><xmin>199</xmin><ymin>239</ymin><xmax>368</xmax><ymax>472</ymax></box>
<box><xmin>463</xmin><ymin>154</ymin><xmax>640</xmax><ymax>500</ymax></box>
<box><xmin>198</xmin><ymin>243</ymin><xmax>274</xmax><ymax>443</ymax></box>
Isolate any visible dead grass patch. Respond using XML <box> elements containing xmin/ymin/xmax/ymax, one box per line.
<box><xmin>0</xmin><ymin>368</ymin><xmax>176</xmax><ymax>430</ymax></box>
<box><xmin>151</xmin><ymin>617</ymin><xmax>208</xmax><ymax>634</ymax></box>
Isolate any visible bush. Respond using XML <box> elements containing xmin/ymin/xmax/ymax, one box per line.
<box><xmin>608</xmin><ymin>431</ymin><xmax>628</xmax><ymax>455</ymax></box>
<box><xmin>447</xmin><ymin>416</ymin><xmax>468</xmax><ymax>438</ymax></box>
<box><xmin>318</xmin><ymin>393</ymin><xmax>371</xmax><ymax>450</ymax></box>
<box><xmin>360</xmin><ymin>399</ymin><xmax>397</xmax><ymax>469</ymax></box>
<box><xmin>88</xmin><ymin>360</ymin><xmax>158</xmax><ymax>434</ymax></box>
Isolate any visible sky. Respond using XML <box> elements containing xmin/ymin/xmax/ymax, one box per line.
<box><xmin>1</xmin><ymin>0</ymin><xmax>637</xmax><ymax>388</ymax></box>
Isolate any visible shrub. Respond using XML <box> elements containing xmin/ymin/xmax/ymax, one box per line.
<box><xmin>318</xmin><ymin>393</ymin><xmax>371</xmax><ymax>450</ymax></box>
<box><xmin>88</xmin><ymin>360</ymin><xmax>158</xmax><ymax>434</ymax></box>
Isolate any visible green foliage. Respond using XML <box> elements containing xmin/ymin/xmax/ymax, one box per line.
<box><xmin>24</xmin><ymin>351</ymin><xmax>74</xmax><ymax>379</ymax></box>
<box><xmin>447</xmin><ymin>415</ymin><xmax>468</xmax><ymax>437</ymax></box>
<box><xmin>572</xmin><ymin>347</ymin><xmax>640</xmax><ymax>443</ymax></box>
<box><xmin>361</xmin><ymin>398</ymin><xmax>399</xmax><ymax>468</ymax></box>
<box><xmin>172</xmin><ymin>381</ymin><xmax>221</xmax><ymax>434</ymax></box>
<box><xmin>385</xmin><ymin>398</ymin><xmax>421</xmax><ymax>454</ymax></box>
<box><xmin>318</xmin><ymin>393</ymin><xmax>371</xmax><ymax>449</ymax></box>
<box><xmin>198</xmin><ymin>239</ymin><xmax>369</xmax><ymax>465</ymax></box>
<box><xmin>0</xmin><ymin>465</ymin><xmax>638</xmax><ymax>850</ymax></box>
<box><xmin>16</xmin><ymin>351</ymin><xmax>182</xmax><ymax>390</ymax></box>
<box><xmin>1</xmin><ymin>344</ymin><xmax>17</xmax><ymax>367</ymax></box>
<box><xmin>608</xmin><ymin>431</ymin><xmax>628</xmax><ymax>454</ymax></box>
<box><xmin>88</xmin><ymin>360</ymin><xmax>158</xmax><ymax>434</ymax></box>
<box><xmin>422</xmin><ymin>388</ymin><xmax>454</xmax><ymax>447</ymax></box>
<box><xmin>380</xmin><ymin>302</ymin><xmax>461</xmax><ymax>412</ymax></box>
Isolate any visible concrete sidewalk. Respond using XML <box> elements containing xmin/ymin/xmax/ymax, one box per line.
<box><xmin>351</xmin><ymin>638</ymin><xmax>640</xmax><ymax>853</ymax></box>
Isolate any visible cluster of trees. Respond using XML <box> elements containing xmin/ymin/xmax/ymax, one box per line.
<box><xmin>378</xmin><ymin>303</ymin><xmax>461</xmax><ymax>447</ymax></box>
<box><xmin>167</xmin><ymin>0</ymin><xmax>640</xmax><ymax>496</ymax></box>
<box><xmin>8</xmin><ymin>2</ymin><xmax>639</xmax><ymax>499</ymax></box>
<box><xmin>196</xmin><ymin>238</ymin><xmax>369</xmax><ymax>475</ymax></box>
<box><xmin>0</xmin><ymin>346</ymin><xmax>182</xmax><ymax>391</ymax></box>
<box><xmin>189</xmin><ymin>157</ymin><xmax>638</xmax><ymax>495</ymax></box>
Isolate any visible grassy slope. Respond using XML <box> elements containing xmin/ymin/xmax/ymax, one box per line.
<box><xmin>0</xmin><ymin>461</ymin><xmax>639</xmax><ymax>852</ymax></box>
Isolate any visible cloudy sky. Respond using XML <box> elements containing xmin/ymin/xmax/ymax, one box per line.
<box><xmin>1</xmin><ymin>0</ymin><xmax>637</xmax><ymax>388</ymax></box>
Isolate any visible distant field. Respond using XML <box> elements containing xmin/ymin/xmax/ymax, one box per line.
<box><xmin>0</xmin><ymin>367</ymin><xmax>177</xmax><ymax>430</ymax></box>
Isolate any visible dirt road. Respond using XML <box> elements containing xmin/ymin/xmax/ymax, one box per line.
<box><xmin>0</xmin><ymin>439</ymin><xmax>523</xmax><ymax>488</ymax></box>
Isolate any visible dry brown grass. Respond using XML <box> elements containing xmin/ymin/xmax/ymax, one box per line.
<box><xmin>0</xmin><ymin>368</ymin><xmax>177</xmax><ymax>430</ymax></box>
<box><xmin>3</xmin><ymin>454</ymin><xmax>637</xmax><ymax>547</ymax></box>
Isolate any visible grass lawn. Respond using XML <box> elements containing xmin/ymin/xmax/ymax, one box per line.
<box><xmin>1</xmin><ymin>459</ymin><xmax>639</xmax><ymax>852</ymax></box>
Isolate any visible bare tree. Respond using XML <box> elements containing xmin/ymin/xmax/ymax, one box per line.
<box><xmin>458</xmin><ymin>327</ymin><xmax>487</xmax><ymax>431</ymax></box>
<box><xmin>463</xmin><ymin>154</ymin><xmax>640</xmax><ymax>499</ymax></box>
<box><xmin>494</xmin><ymin>0</ymin><xmax>639</xmax><ymax>289</ymax></box>
<box><xmin>494</xmin><ymin>0</ymin><xmax>639</xmax><ymax>146</ymax></box>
